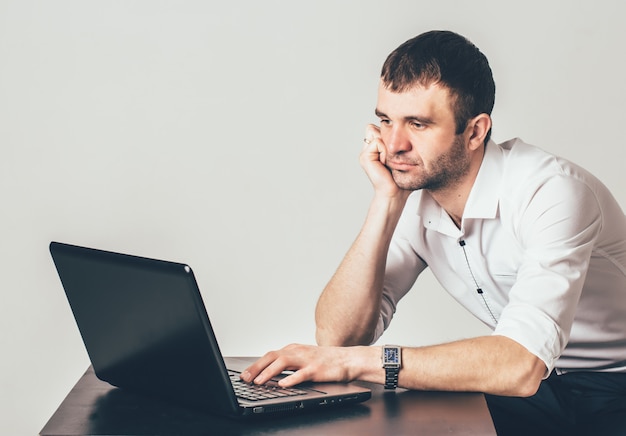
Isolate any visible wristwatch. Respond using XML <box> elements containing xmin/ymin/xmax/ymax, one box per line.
<box><xmin>381</xmin><ymin>345</ymin><xmax>401</xmax><ymax>390</ymax></box>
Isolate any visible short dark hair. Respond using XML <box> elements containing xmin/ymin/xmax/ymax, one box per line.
<box><xmin>381</xmin><ymin>30</ymin><xmax>496</xmax><ymax>144</ymax></box>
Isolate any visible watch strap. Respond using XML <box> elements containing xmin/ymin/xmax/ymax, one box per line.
<box><xmin>384</xmin><ymin>366</ymin><xmax>399</xmax><ymax>390</ymax></box>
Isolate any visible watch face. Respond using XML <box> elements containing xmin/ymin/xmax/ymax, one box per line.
<box><xmin>384</xmin><ymin>347</ymin><xmax>400</xmax><ymax>364</ymax></box>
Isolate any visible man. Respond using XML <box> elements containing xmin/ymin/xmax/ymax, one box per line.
<box><xmin>241</xmin><ymin>30</ymin><xmax>626</xmax><ymax>434</ymax></box>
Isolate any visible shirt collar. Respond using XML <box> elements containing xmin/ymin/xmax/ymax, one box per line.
<box><xmin>463</xmin><ymin>139</ymin><xmax>502</xmax><ymax>220</ymax></box>
<box><xmin>414</xmin><ymin>140</ymin><xmax>502</xmax><ymax>235</ymax></box>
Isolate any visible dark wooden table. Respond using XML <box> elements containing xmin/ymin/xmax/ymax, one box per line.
<box><xmin>41</xmin><ymin>362</ymin><xmax>496</xmax><ymax>435</ymax></box>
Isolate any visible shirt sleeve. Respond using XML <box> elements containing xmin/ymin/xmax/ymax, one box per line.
<box><xmin>371</xmin><ymin>217</ymin><xmax>428</xmax><ymax>343</ymax></box>
<box><xmin>494</xmin><ymin>173</ymin><xmax>603</xmax><ymax>375</ymax></box>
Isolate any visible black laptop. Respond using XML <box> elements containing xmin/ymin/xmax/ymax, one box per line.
<box><xmin>49</xmin><ymin>241</ymin><xmax>371</xmax><ymax>417</ymax></box>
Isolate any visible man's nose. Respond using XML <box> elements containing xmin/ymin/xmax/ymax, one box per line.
<box><xmin>386</xmin><ymin>126</ymin><xmax>412</xmax><ymax>155</ymax></box>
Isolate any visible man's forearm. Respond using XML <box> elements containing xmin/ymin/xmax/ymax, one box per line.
<box><xmin>351</xmin><ymin>336</ymin><xmax>547</xmax><ymax>397</ymax></box>
<box><xmin>315</xmin><ymin>193</ymin><xmax>408</xmax><ymax>346</ymax></box>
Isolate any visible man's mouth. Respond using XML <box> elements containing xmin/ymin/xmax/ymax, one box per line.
<box><xmin>386</xmin><ymin>160</ymin><xmax>417</xmax><ymax>171</ymax></box>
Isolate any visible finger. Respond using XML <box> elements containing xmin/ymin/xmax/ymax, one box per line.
<box><xmin>364</xmin><ymin>123</ymin><xmax>381</xmax><ymax>143</ymax></box>
<box><xmin>375</xmin><ymin>137</ymin><xmax>387</xmax><ymax>165</ymax></box>
<box><xmin>240</xmin><ymin>352</ymin><xmax>280</xmax><ymax>383</ymax></box>
<box><xmin>361</xmin><ymin>133</ymin><xmax>387</xmax><ymax>166</ymax></box>
<box><xmin>252</xmin><ymin>356</ymin><xmax>295</xmax><ymax>385</ymax></box>
<box><xmin>277</xmin><ymin>368</ymin><xmax>314</xmax><ymax>387</ymax></box>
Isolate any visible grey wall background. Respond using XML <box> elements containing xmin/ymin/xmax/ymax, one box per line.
<box><xmin>2</xmin><ymin>1</ymin><xmax>625</xmax><ymax>434</ymax></box>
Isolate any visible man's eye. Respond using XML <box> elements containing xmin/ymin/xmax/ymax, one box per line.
<box><xmin>411</xmin><ymin>122</ymin><xmax>423</xmax><ymax>129</ymax></box>
<box><xmin>380</xmin><ymin>119</ymin><xmax>391</xmax><ymax>125</ymax></box>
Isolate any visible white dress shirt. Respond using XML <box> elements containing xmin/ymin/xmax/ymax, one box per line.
<box><xmin>374</xmin><ymin>138</ymin><xmax>626</xmax><ymax>375</ymax></box>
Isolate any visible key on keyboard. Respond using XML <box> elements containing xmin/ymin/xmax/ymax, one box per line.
<box><xmin>229</xmin><ymin>371</ymin><xmax>308</xmax><ymax>402</ymax></box>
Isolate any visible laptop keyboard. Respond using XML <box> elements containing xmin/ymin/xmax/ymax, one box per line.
<box><xmin>229</xmin><ymin>370</ymin><xmax>309</xmax><ymax>402</ymax></box>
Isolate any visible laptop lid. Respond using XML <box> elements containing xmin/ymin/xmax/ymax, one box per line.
<box><xmin>49</xmin><ymin>241</ymin><xmax>370</xmax><ymax>417</ymax></box>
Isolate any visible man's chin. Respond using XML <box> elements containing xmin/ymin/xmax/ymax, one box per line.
<box><xmin>391</xmin><ymin>174</ymin><xmax>423</xmax><ymax>191</ymax></box>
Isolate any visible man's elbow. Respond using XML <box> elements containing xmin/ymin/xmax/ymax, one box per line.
<box><xmin>511</xmin><ymin>375</ymin><xmax>542</xmax><ymax>398</ymax></box>
<box><xmin>315</xmin><ymin>326</ymin><xmax>375</xmax><ymax>347</ymax></box>
<box><xmin>315</xmin><ymin>327</ymin><xmax>335</xmax><ymax>346</ymax></box>
<box><xmin>506</xmin><ymin>357</ymin><xmax>546</xmax><ymax>397</ymax></box>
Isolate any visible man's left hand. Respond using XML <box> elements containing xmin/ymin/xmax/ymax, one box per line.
<box><xmin>240</xmin><ymin>343</ymin><xmax>375</xmax><ymax>387</ymax></box>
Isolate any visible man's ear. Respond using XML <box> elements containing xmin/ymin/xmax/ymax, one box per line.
<box><xmin>467</xmin><ymin>113</ymin><xmax>492</xmax><ymax>150</ymax></box>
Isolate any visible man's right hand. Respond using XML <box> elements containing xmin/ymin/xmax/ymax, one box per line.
<box><xmin>360</xmin><ymin>124</ymin><xmax>408</xmax><ymax>201</ymax></box>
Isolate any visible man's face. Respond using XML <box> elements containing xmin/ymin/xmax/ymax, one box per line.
<box><xmin>375</xmin><ymin>81</ymin><xmax>472</xmax><ymax>192</ymax></box>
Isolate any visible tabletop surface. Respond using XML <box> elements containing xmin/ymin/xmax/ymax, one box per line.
<box><xmin>41</xmin><ymin>361</ymin><xmax>496</xmax><ymax>435</ymax></box>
